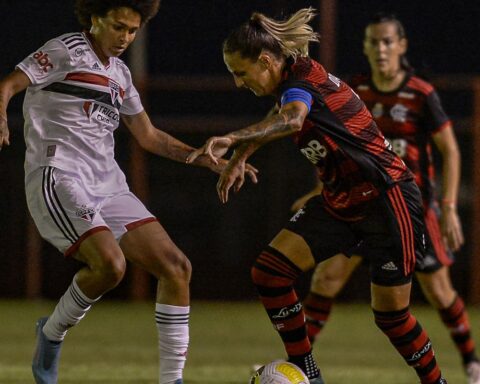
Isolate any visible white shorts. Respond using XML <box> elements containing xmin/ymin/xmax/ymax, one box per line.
<box><xmin>26</xmin><ymin>166</ymin><xmax>156</xmax><ymax>256</ymax></box>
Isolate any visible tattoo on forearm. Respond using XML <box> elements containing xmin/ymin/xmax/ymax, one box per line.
<box><xmin>229</xmin><ymin>110</ymin><xmax>298</xmax><ymax>144</ymax></box>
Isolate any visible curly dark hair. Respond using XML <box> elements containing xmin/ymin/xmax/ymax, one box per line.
<box><xmin>75</xmin><ymin>0</ymin><xmax>160</xmax><ymax>29</ymax></box>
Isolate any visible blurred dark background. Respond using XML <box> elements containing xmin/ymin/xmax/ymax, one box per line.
<box><xmin>1</xmin><ymin>0</ymin><xmax>479</xmax><ymax>303</ymax></box>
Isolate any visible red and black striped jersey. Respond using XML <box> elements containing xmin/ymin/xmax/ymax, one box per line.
<box><xmin>279</xmin><ymin>57</ymin><xmax>412</xmax><ymax>220</ymax></box>
<box><xmin>350</xmin><ymin>73</ymin><xmax>451</xmax><ymax>205</ymax></box>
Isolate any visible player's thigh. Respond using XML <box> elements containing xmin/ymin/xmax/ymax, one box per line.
<box><xmin>310</xmin><ymin>254</ymin><xmax>363</xmax><ymax>295</ymax></box>
<box><xmin>101</xmin><ymin>191</ymin><xmax>188</xmax><ymax>276</ymax></box>
<box><xmin>361</xmin><ymin>181</ymin><xmax>424</xmax><ymax>287</ymax></box>
<box><xmin>25</xmin><ymin>166</ymin><xmax>114</xmax><ymax>256</ymax></box>
<box><xmin>273</xmin><ymin>196</ymin><xmax>358</xmax><ymax>272</ymax></box>
<box><xmin>269</xmin><ymin>229</ymin><xmax>316</xmax><ymax>271</ymax></box>
<box><xmin>120</xmin><ymin>219</ymin><xmax>190</xmax><ymax>278</ymax></box>
<box><xmin>75</xmin><ymin>228</ymin><xmax>125</xmax><ymax>272</ymax></box>
<box><xmin>416</xmin><ymin>266</ymin><xmax>456</xmax><ymax>308</ymax></box>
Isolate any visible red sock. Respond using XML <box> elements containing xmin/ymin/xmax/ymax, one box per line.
<box><xmin>374</xmin><ymin>307</ymin><xmax>446</xmax><ymax>384</ymax></box>
<box><xmin>303</xmin><ymin>292</ymin><xmax>334</xmax><ymax>343</ymax></box>
<box><xmin>439</xmin><ymin>296</ymin><xmax>478</xmax><ymax>365</ymax></box>
<box><xmin>251</xmin><ymin>246</ymin><xmax>321</xmax><ymax>380</ymax></box>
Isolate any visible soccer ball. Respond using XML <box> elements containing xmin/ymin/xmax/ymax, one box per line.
<box><xmin>250</xmin><ymin>361</ymin><xmax>310</xmax><ymax>384</ymax></box>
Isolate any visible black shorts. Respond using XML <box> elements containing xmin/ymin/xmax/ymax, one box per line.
<box><xmin>285</xmin><ymin>180</ymin><xmax>426</xmax><ymax>286</ymax></box>
<box><xmin>416</xmin><ymin>201</ymin><xmax>454</xmax><ymax>273</ymax></box>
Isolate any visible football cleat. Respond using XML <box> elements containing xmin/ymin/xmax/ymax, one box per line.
<box><xmin>32</xmin><ymin>317</ymin><xmax>63</xmax><ymax>384</ymax></box>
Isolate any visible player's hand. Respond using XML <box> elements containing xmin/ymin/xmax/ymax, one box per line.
<box><xmin>441</xmin><ymin>205</ymin><xmax>464</xmax><ymax>251</ymax></box>
<box><xmin>216</xmin><ymin>159</ymin><xmax>256</xmax><ymax>203</ymax></box>
<box><xmin>209</xmin><ymin>157</ymin><xmax>259</xmax><ymax>184</ymax></box>
<box><xmin>0</xmin><ymin>115</ymin><xmax>10</xmax><ymax>150</ymax></box>
<box><xmin>186</xmin><ymin>136</ymin><xmax>233</xmax><ymax>165</ymax></box>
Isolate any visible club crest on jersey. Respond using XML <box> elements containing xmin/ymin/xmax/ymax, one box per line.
<box><xmin>76</xmin><ymin>205</ymin><xmax>96</xmax><ymax>222</ymax></box>
<box><xmin>390</xmin><ymin>103</ymin><xmax>408</xmax><ymax>123</ymax></box>
<box><xmin>109</xmin><ymin>80</ymin><xmax>121</xmax><ymax>105</ymax></box>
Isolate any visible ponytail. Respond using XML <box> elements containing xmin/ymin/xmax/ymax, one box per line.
<box><xmin>224</xmin><ymin>8</ymin><xmax>319</xmax><ymax>61</ymax></box>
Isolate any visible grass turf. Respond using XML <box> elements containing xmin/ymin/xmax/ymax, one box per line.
<box><xmin>0</xmin><ymin>300</ymin><xmax>477</xmax><ymax>383</ymax></box>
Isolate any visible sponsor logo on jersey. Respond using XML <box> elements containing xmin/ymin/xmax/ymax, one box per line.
<box><xmin>398</xmin><ymin>91</ymin><xmax>415</xmax><ymax>99</ymax></box>
<box><xmin>33</xmin><ymin>51</ymin><xmax>53</xmax><ymax>73</ymax></box>
<box><xmin>75</xmin><ymin>205</ymin><xmax>96</xmax><ymax>222</ymax></box>
<box><xmin>83</xmin><ymin>101</ymin><xmax>119</xmax><ymax>125</ymax></box>
<box><xmin>390</xmin><ymin>103</ymin><xmax>408</xmax><ymax>123</ymax></box>
<box><xmin>74</xmin><ymin>47</ymin><xmax>90</xmax><ymax>57</ymax></box>
<box><xmin>300</xmin><ymin>139</ymin><xmax>328</xmax><ymax>164</ymax></box>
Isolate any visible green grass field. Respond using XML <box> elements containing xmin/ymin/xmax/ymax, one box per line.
<box><xmin>0</xmin><ymin>300</ymin><xmax>477</xmax><ymax>383</ymax></box>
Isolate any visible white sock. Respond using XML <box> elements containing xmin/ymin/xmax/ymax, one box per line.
<box><xmin>43</xmin><ymin>278</ymin><xmax>100</xmax><ymax>342</ymax></box>
<box><xmin>155</xmin><ymin>303</ymin><xmax>190</xmax><ymax>384</ymax></box>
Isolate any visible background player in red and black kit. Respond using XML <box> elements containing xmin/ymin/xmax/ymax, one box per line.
<box><xmin>188</xmin><ymin>8</ymin><xmax>448</xmax><ymax>384</ymax></box>
<box><xmin>296</xmin><ymin>13</ymin><xmax>480</xmax><ymax>384</ymax></box>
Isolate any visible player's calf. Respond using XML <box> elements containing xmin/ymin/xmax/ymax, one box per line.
<box><xmin>374</xmin><ymin>307</ymin><xmax>447</xmax><ymax>384</ymax></box>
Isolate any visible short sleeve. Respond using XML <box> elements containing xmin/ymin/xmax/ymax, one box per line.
<box><xmin>425</xmin><ymin>89</ymin><xmax>451</xmax><ymax>134</ymax></box>
<box><xmin>280</xmin><ymin>87</ymin><xmax>313</xmax><ymax>112</ymax></box>
<box><xmin>118</xmin><ymin>66</ymin><xmax>144</xmax><ymax>115</ymax></box>
<box><xmin>120</xmin><ymin>82</ymin><xmax>144</xmax><ymax>115</ymax></box>
<box><xmin>16</xmin><ymin>39</ymin><xmax>70</xmax><ymax>86</ymax></box>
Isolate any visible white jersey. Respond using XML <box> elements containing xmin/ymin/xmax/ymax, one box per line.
<box><xmin>17</xmin><ymin>32</ymin><xmax>144</xmax><ymax>196</ymax></box>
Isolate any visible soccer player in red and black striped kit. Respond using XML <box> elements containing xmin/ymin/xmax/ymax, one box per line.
<box><xmin>297</xmin><ymin>13</ymin><xmax>480</xmax><ymax>384</ymax></box>
<box><xmin>188</xmin><ymin>8</ymin><xmax>448</xmax><ymax>384</ymax></box>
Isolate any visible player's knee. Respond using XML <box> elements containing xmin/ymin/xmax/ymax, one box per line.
<box><xmin>97</xmin><ymin>251</ymin><xmax>126</xmax><ymax>287</ymax></box>
<box><xmin>312</xmin><ymin>269</ymin><xmax>346</xmax><ymax>297</ymax></box>
<box><xmin>418</xmin><ymin>271</ymin><xmax>456</xmax><ymax>309</ymax></box>
<box><xmin>157</xmin><ymin>249</ymin><xmax>192</xmax><ymax>283</ymax></box>
<box><xmin>251</xmin><ymin>248</ymin><xmax>300</xmax><ymax>287</ymax></box>
<box><xmin>423</xmin><ymin>284</ymin><xmax>456</xmax><ymax>308</ymax></box>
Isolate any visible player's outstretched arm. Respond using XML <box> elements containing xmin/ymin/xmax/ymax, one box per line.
<box><xmin>121</xmin><ymin>110</ymin><xmax>258</xmax><ymax>179</ymax></box>
<box><xmin>0</xmin><ymin>70</ymin><xmax>31</xmax><ymax>150</ymax></box>
<box><xmin>186</xmin><ymin>101</ymin><xmax>308</xmax><ymax>165</ymax></box>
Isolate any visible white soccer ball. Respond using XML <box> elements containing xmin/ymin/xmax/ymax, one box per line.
<box><xmin>250</xmin><ymin>361</ymin><xmax>310</xmax><ymax>384</ymax></box>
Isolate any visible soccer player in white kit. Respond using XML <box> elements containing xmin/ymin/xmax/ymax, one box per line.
<box><xmin>0</xmin><ymin>1</ymin><xmax>256</xmax><ymax>383</ymax></box>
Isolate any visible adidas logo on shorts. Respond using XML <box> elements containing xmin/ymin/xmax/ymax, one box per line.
<box><xmin>381</xmin><ymin>261</ymin><xmax>398</xmax><ymax>271</ymax></box>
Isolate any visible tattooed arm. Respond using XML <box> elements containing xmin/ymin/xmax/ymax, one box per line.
<box><xmin>122</xmin><ymin>110</ymin><xmax>259</xmax><ymax>180</ymax></box>
<box><xmin>186</xmin><ymin>101</ymin><xmax>308</xmax><ymax>165</ymax></box>
<box><xmin>226</xmin><ymin>100</ymin><xmax>307</xmax><ymax>148</ymax></box>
